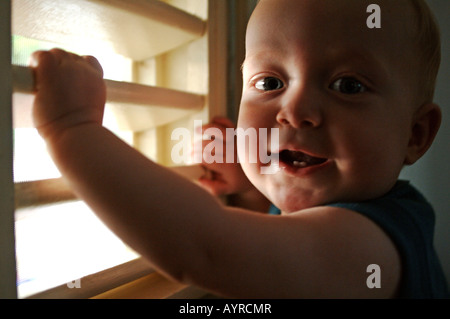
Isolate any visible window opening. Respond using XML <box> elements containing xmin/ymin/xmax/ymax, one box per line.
<box><xmin>12</xmin><ymin>35</ymin><xmax>139</xmax><ymax>298</ymax></box>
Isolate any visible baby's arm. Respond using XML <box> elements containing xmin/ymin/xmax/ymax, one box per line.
<box><xmin>32</xmin><ymin>49</ymin><xmax>400</xmax><ymax>298</ymax></box>
<box><xmin>31</xmin><ymin>49</ymin><xmax>232</xmax><ymax>280</ymax></box>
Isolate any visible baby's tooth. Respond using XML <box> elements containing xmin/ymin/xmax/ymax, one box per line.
<box><xmin>293</xmin><ymin>161</ymin><xmax>307</xmax><ymax>167</ymax></box>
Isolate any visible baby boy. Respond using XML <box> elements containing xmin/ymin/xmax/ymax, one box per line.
<box><xmin>31</xmin><ymin>0</ymin><xmax>448</xmax><ymax>298</ymax></box>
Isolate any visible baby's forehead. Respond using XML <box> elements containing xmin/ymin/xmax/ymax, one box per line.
<box><xmin>250</xmin><ymin>0</ymin><xmax>416</xmax><ymax>38</ymax></box>
<box><xmin>246</xmin><ymin>0</ymin><xmax>418</xmax><ymax>68</ymax></box>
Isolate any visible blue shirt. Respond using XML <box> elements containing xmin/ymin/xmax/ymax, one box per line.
<box><xmin>269</xmin><ymin>180</ymin><xmax>449</xmax><ymax>298</ymax></box>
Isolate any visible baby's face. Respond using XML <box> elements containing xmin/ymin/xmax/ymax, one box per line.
<box><xmin>238</xmin><ymin>0</ymin><xmax>419</xmax><ymax>213</ymax></box>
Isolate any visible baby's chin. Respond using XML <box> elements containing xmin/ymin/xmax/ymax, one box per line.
<box><xmin>272</xmin><ymin>199</ymin><xmax>321</xmax><ymax>214</ymax></box>
<box><xmin>259</xmin><ymin>185</ymin><xmax>325</xmax><ymax>214</ymax></box>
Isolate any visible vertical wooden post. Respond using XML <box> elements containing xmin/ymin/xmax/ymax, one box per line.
<box><xmin>207</xmin><ymin>0</ymin><xmax>229</xmax><ymax>120</ymax></box>
<box><xmin>207</xmin><ymin>0</ymin><xmax>258</xmax><ymax>122</ymax></box>
<box><xmin>226</xmin><ymin>0</ymin><xmax>257</xmax><ymax>123</ymax></box>
<box><xmin>0</xmin><ymin>0</ymin><xmax>18</xmax><ymax>299</ymax></box>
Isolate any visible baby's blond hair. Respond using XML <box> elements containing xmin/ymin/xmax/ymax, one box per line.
<box><xmin>409</xmin><ymin>0</ymin><xmax>441</xmax><ymax>104</ymax></box>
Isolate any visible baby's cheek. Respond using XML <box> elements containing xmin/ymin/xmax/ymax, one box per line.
<box><xmin>239</xmin><ymin>161</ymin><xmax>262</xmax><ymax>189</ymax></box>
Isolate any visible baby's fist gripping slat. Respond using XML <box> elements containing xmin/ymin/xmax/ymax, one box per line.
<box><xmin>31</xmin><ymin>49</ymin><xmax>106</xmax><ymax>140</ymax></box>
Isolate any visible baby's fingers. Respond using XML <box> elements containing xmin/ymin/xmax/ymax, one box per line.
<box><xmin>29</xmin><ymin>50</ymin><xmax>49</xmax><ymax>68</ymax></box>
<box><xmin>199</xmin><ymin>117</ymin><xmax>235</xmax><ymax>131</ymax></box>
<box><xmin>30</xmin><ymin>49</ymin><xmax>79</xmax><ymax>89</ymax></box>
<box><xmin>197</xmin><ymin>119</ymin><xmax>236</xmax><ymax>144</ymax></box>
<box><xmin>31</xmin><ymin>49</ymin><xmax>103</xmax><ymax>78</ymax></box>
<box><xmin>82</xmin><ymin>55</ymin><xmax>104</xmax><ymax>77</ymax></box>
<box><xmin>211</xmin><ymin>116</ymin><xmax>235</xmax><ymax>128</ymax></box>
<box><xmin>197</xmin><ymin>172</ymin><xmax>228</xmax><ymax>196</ymax></box>
<box><xmin>30</xmin><ymin>50</ymin><xmax>59</xmax><ymax>89</ymax></box>
<box><xmin>31</xmin><ymin>48</ymin><xmax>75</xmax><ymax>68</ymax></box>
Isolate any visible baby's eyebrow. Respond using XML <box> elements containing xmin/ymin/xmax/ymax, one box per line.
<box><xmin>240</xmin><ymin>52</ymin><xmax>278</xmax><ymax>72</ymax></box>
<box><xmin>241</xmin><ymin>55</ymin><xmax>259</xmax><ymax>71</ymax></box>
<box><xmin>240</xmin><ymin>58</ymin><xmax>252</xmax><ymax>74</ymax></box>
<box><xmin>242</xmin><ymin>48</ymin><xmax>390</xmax><ymax>87</ymax></box>
<box><xmin>328</xmin><ymin>49</ymin><xmax>390</xmax><ymax>84</ymax></box>
<box><xmin>240</xmin><ymin>60</ymin><xmax>246</xmax><ymax>72</ymax></box>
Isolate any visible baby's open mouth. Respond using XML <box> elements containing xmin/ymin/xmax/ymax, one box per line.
<box><xmin>279</xmin><ymin>150</ymin><xmax>328</xmax><ymax>168</ymax></box>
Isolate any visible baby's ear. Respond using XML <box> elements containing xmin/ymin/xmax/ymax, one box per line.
<box><xmin>404</xmin><ymin>103</ymin><xmax>442</xmax><ymax>165</ymax></box>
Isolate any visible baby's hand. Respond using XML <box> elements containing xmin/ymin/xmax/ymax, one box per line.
<box><xmin>195</xmin><ymin>117</ymin><xmax>254</xmax><ymax>196</ymax></box>
<box><xmin>31</xmin><ymin>48</ymin><xmax>106</xmax><ymax>140</ymax></box>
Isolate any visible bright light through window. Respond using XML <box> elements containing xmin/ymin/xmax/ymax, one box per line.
<box><xmin>13</xmin><ymin>35</ymin><xmax>140</xmax><ymax>298</ymax></box>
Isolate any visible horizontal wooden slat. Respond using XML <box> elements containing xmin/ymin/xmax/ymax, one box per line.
<box><xmin>27</xmin><ymin>257</ymin><xmax>155</xmax><ymax>299</ymax></box>
<box><xmin>15</xmin><ymin>165</ymin><xmax>204</xmax><ymax>209</ymax></box>
<box><xmin>91</xmin><ymin>272</ymin><xmax>209</xmax><ymax>299</ymax></box>
<box><xmin>12</xmin><ymin>65</ymin><xmax>34</xmax><ymax>93</ymax></box>
<box><xmin>105</xmin><ymin>78</ymin><xmax>205</xmax><ymax>110</ymax></box>
<box><xmin>12</xmin><ymin>65</ymin><xmax>205</xmax><ymax>110</ymax></box>
<box><xmin>12</xmin><ymin>0</ymin><xmax>206</xmax><ymax>60</ymax></box>
<box><xmin>15</xmin><ymin>178</ymin><xmax>76</xmax><ymax>209</ymax></box>
<box><xmin>26</xmin><ymin>257</ymin><xmax>210</xmax><ymax>299</ymax></box>
<box><xmin>91</xmin><ymin>0</ymin><xmax>206</xmax><ymax>36</ymax></box>
<box><xmin>12</xmin><ymin>65</ymin><xmax>205</xmax><ymax>130</ymax></box>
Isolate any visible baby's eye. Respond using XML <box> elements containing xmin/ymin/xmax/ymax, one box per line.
<box><xmin>255</xmin><ymin>77</ymin><xmax>284</xmax><ymax>91</ymax></box>
<box><xmin>330</xmin><ymin>77</ymin><xmax>366</xmax><ymax>94</ymax></box>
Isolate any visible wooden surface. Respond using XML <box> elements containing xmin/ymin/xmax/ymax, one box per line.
<box><xmin>12</xmin><ymin>0</ymin><xmax>206</xmax><ymax>61</ymax></box>
<box><xmin>28</xmin><ymin>258</ymin><xmax>154</xmax><ymax>299</ymax></box>
<box><xmin>15</xmin><ymin>165</ymin><xmax>204</xmax><ymax>209</ymax></box>
<box><xmin>0</xmin><ymin>0</ymin><xmax>18</xmax><ymax>299</ymax></box>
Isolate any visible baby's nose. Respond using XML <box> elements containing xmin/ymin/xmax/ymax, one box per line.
<box><xmin>276</xmin><ymin>87</ymin><xmax>323</xmax><ymax>129</ymax></box>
